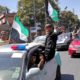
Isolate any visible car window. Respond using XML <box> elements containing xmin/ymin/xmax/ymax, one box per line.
<box><xmin>58</xmin><ymin>33</ymin><xmax>70</xmax><ymax>41</ymax></box>
<box><xmin>0</xmin><ymin>52</ymin><xmax>23</xmax><ymax>80</ymax></box>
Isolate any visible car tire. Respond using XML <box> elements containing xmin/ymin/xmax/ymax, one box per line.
<box><xmin>71</xmin><ymin>54</ymin><xmax>75</xmax><ymax>58</ymax></box>
<box><xmin>55</xmin><ymin>65</ymin><xmax>61</xmax><ymax>80</ymax></box>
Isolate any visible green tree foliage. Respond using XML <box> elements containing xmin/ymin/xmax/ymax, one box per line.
<box><xmin>17</xmin><ymin>0</ymin><xmax>45</xmax><ymax>25</ymax></box>
<box><xmin>0</xmin><ymin>5</ymin><xmax>9</xmax><ymax>13</ymax></box>
<box><xmin>59</xmin><ymin>11</ymin><xmax>79</xmax><ymax>30</ymax></box>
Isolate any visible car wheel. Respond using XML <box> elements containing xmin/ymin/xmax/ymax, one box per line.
<box><xmin>71</xmin><ymin>54</ymin><xmax>75</xmax><ymax>58</ymax></box>
<box><xmin>55</xmin><ymin>65</ymin><xmax>61</xmax><ymax>80</ymax></box>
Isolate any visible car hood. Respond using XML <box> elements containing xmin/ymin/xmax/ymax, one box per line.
<box><xmin>26</xmin><ymin>42</ymin><xmax>43</xmax><ymax>49</ymax></box>
<box><xmin>71</xmin><ymin>40</ymin><xmax>80</xmax><ymax>46</ymax></box>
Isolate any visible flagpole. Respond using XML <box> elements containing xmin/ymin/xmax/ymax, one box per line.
<box><xmin>8</xmin><ymin>22</ymin><xmax>13</xmax><ymax>44</ymax></box>
<box><xmin>6</xmin><ymin>17</ymin><xmax>13</xmax><ymax>44</ymax></box>
<box><xmin>33</xmin><ymin>0</ymin><xmax>38</xmax><ymax>37</ymax></box>
<box><xmin>4</xmin><ymin>11</ymin><xmax>12</xmax><ymax>44</ymax></box>
<box><xmin>45</xmin><ymin>0</ymin><xmax>48</xmax><ymax>24</ymax></box>
<box><xmin>6</xmin><ymin>14</ymin><xmax>15</xmax><ymax>44</ymax></box>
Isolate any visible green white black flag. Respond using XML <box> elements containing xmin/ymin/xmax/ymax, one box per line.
<box><xmin>11</xmin><ymin>16</ymin><xmax>29</xmax><ymax>43</ymax></box>
<box><xmin>46</xmin><ymin>0</ymin><xmax>59</xmax><ymax>22</ymax></box>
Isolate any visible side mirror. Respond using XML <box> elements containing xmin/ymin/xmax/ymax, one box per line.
<box><xmin>26</xmin><ymin>68</ymin><xmax>40</xmax><ymax>79</ymax></box>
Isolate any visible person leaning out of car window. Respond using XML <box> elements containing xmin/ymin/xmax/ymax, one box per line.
<box><xmin>44</xmin><ymin>24</ymin><xmax>60</xmax><ymax>61</ymax></box>
<box><xmin>25</xmin><ymin>46</ymin><xmax>45</xmax><ymax>79</ymax></box>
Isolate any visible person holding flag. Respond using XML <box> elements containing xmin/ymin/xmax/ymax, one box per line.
<box><xmin>44</xmin><ymin>0</ymin><xmax>61</xmax><ymax>61</ymax></box>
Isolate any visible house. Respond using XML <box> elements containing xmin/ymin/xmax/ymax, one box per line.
<box><xmin>0</xmin><ymin>13</ymin><xmax>16</xmax><ymax>41</ymax></box>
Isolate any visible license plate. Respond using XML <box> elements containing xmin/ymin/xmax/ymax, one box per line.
<box><xmin>76</xmin><ymin>50</ymin><xmax>80</xmax><ymax>53</ymax></box>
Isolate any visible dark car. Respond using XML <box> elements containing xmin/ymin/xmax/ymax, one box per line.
<box><xmin>0</xmin><ymin>43</ymin><xmax>61</xmax><ymax>80</ymax></box>
<box><xmin>56</xmin><ymin>32</ymin><xmax>72</xmax><ymax>50</ymax></box>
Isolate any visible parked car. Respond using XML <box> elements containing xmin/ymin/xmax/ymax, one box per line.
<box><xmin>68</xmin><ymin>33</ymin><xmax>80</xmax><ymax>57</ymax></box>
<box><xmin>56</xmin><ymin>32</ymin><xmax>72</xmax><ymax>50</ymax></box>
<box><xmin>0</xmin><ymin>42</ymin><xmax>61</xmax><ymax>80</ymax></box>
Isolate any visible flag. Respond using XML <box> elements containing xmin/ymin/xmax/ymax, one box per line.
<box><xmin>46</xmin><ymin>0</ymin><xmax>59</xmax><ymax>22</ymax></box>
<box><xmin>0</xmin><ymin>14</ymin><xmax>6</xmax><ymax>25</ymax></box>
<box><xmin>11</xmin><ymin>16</ymin><xmax>29</xmax><ymax>43</ymax></box>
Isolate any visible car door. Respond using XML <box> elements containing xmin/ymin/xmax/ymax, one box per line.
<box><xmin>24</xmin><ymin>57</ymin><xmax>57</xmax><ymax>80</ymax></box>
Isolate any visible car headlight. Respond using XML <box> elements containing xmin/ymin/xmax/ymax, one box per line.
<box><xmin>69</xmin><ymin>45</ymin><xmax>78</xmax><ymax>49</ymax></box>
<box><xmin>69</xmin><ymin>45</ymin><xmax>74</xmax><ymax>48</ymax></box>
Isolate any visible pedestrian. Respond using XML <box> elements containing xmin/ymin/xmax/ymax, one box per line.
<box><xmin>44</xmin><ymin>24</ymin><xmax>59</xmax><ymax>61</ymax></box>
<box><xmin>72</xmin><ymin>26</ymin><xmax>78</xmax><ymax>39</ymax></box>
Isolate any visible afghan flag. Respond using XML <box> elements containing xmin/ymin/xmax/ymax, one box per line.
<box><xmin>11</xmin><ymin>16</ymin><xmax>29</xmax><ymax>43</ymax></box>
<box><xmin>46</xmin><ymin>0</ymin><xmax>59</xmax><ymax>22</ymax></box>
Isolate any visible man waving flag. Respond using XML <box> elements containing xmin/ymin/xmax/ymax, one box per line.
<box><xmin>45</xmin><ymin>0</ymin><xmax>59</xmax><ymax>22</ymax></box>
<box><xmin>10</xmin><ymin>16</ymin><xmax>29</xmax><ymax>43</ymax></box>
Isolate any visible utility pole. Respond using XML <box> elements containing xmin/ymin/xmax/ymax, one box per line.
<box><xmin>45</xmin><ymin>0</ymin><xmax>48</xmax><ymax>24</ymax></box>
<box><xmin>33</xmin><ymin>0</ymin><xmax>36</xmax><ymax>27</ymax></box>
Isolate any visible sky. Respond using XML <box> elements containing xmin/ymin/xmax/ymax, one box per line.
<box><xmin>0</xmin><ymin>0</ymin><xmax>80</xmax><ymax>19</ymax></box>
<box><xmin>59</xmin><ymin>0</ymin><xmax>80</xmax><ymax>19</ymax></box>
<box><xmin>0</xmin><ymin>0</ymin><xmax>18</xmax><ymax>12</ymax></box>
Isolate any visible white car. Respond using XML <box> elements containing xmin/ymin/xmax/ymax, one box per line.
<box><xmin>25</xmin><ymin>36</ymin><xmax>61</xmax><ymax>80</ymax></box>
<box><xmin>0</xmin><ymin>39</ymin><xmax>61</xmax><ymax>80</ymax></box>
<box><xmin>26</xmin><ymin>50</ymin><xmax>61</xmax><ymax>80</ymax></box>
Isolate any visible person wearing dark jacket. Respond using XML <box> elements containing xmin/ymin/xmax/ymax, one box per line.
<box><xmin>44</xmin><ymin>24</ymin><xmax>61</xmax><ymax>61</ymax></box>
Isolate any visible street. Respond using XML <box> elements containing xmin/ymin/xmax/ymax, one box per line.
<box><xmin>59</xmin><ymin>51</ymin><xmax>80</xmax><ymax>80</ymax></box>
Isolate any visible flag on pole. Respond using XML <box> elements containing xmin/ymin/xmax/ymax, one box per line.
<box><xmin>46</xmin><ymin>0</ymin><xmax>59</xmax><ymax>22</ymax></box>
<box><xmin>0</xmin><ymin>14</ymin><xmax>6</xmax><ymax>25</ymax></box>
<box><xmin>11</xmin><ymin>16</ymin><xmax>29</xmax><ymax>43</ymax></box>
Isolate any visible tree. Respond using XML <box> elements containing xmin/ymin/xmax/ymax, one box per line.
<box><xmin>0</xmin><ymin>5</ymin><xmax>9</xmax><ymax>14</ymax></box>
<box><xmin>17</xmin><ymin>0</ymin><xmax>60</xmax><ymax>27</ymax></box>
<box><xmin>17</xmin><ymin>0</ymin><xmax>44</xmax><ymax>25</ymax></box>
<box><xmin>59</xmin><ymin>11</ymin><xmax>79</xmax><ymax>31</ymax></box>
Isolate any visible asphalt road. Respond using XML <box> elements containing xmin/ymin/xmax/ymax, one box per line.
<box><xmin>59</xmin><ymin>51</ymin><xmax>80</xmax><ymax>80</ymax></box>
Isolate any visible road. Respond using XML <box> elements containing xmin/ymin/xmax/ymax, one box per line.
<box><xmin>59</xmin><ymin>51</ymin><xmax>80</xmax><ymax>80</ymax></box>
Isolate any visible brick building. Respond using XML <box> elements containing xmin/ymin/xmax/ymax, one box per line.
<box><xmin>0</xmin><ymin>13</ymin><xmax>16</xmax><ymax>41</ymax></box>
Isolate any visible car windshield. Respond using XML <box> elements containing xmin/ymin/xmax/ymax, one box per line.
<box><xmin>33</xmin><ymin>36</ymin><xmax>46</xmax><ymax>43</ymax></box>
<box><xmin>58</xmin><ymin>33</ymin><xmax>70</xmax><ymax>41</ymax></box>
<box><xmin>0</xmin><ymin>52</ymin><xmax>23</xmax><ymax>80</ymax></box>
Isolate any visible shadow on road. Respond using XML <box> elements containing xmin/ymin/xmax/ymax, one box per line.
<box><xmin>72</xmin><ymin>55</ymin><xmax>80</xmax><ymax>58</ymax></box>
<box><xmin>57</xmin><ymin>49</ymin><xmax>68</xmax><ymax>51</ymax></box>
<box><xmin>61</xmin><ymin>74</ymin><xmax>74</xmax><ymax>80</ymax></box>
